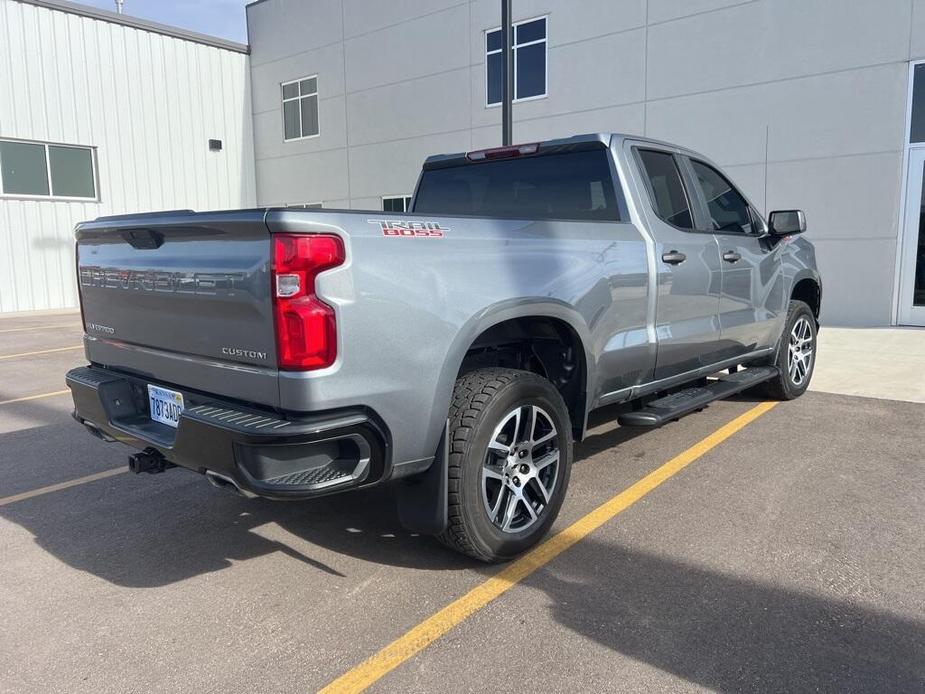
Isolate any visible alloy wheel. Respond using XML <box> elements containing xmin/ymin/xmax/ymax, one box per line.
<box><xmin>482</xmin><ymin>405</ymin><xmax>560</xmax><ymax>533</ymax></box>
<box><xmin>788</xmin><ymin>316</ymin><xmax>814</xmax><ymax>386</ymax></box>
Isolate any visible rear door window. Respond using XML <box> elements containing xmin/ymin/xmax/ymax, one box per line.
<box><xmin>636</xmin><ymin>149</ymin><xmax>694</xmax><ymax>229</ymax></box>
<box><xmin>688</xmin><ymin>159</ymin><xmax>754</xmax><ymax>234</ymax></box>
<box><xmin>413</xmin><ymin>149</ymin><xmax>620</xmax><ymax>221</ymax></box>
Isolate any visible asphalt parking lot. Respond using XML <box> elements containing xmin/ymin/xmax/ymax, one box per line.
<box><xmin>1</xmin><ymin>312</ymin><xmax>923</xmax><ymax>693</ymax></box>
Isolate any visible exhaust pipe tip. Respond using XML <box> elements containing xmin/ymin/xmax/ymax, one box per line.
<box><xmin>205</xmin><ymin>470</ymin><xmax>256</xmax><ymax>498</ymax></box>
<box><xmin>75</xmin><ymin>416</ymin><xmax>117</xmax><ymax>443</ymax></box>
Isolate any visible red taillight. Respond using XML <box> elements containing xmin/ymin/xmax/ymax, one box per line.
<box><xmin>272</xmin><ymin>233</ymin><xmax>345</xmax><ymax>370</ymax></box>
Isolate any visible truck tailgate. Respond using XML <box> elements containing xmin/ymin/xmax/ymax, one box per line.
<box><xmin>75</xmin><ymin>210</ymin><xmax>280</xmax><ymax>407</ymax></box>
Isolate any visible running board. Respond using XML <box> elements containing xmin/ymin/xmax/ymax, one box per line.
<box><xmin>617</xmin><ymin>366</ymin><xmax>779</xmax><ymax>428</ymax></box>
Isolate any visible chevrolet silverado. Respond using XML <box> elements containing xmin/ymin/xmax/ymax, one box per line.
<box><xmin>67</xmin><ymin>133</ymin><xmax>821</xmax><ymax>562</ymax></box>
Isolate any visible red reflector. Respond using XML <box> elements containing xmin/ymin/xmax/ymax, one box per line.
<box><xmin>271</xmin><ymin>234</ymin><xmax>345</xmax><ymax>370</ymax></box>
<box><xmin>466</xmin><ymin>142</ymin><xmax>540</xmax><ymax>162</ymax></box>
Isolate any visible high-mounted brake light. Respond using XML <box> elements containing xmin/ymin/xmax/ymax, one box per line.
<box><xmin>466</xmin><ymin>142</ymin><xmax>540</xmax><ymax>162</ymax></box>
<box><xmin>271</xmin><ymin>233</ymin><xmax>345</xmax><ymax>370</ymax></box>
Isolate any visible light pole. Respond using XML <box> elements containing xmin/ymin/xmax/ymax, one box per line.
<box><xmin>501</xmin><ymin>0</ymin><xmax>513</xmax><ymax>146</ymax></box>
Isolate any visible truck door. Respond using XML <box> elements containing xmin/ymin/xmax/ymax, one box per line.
<box><xmin>684</xmin><ymin>158</ymin><xmax>783</xmax><ymax>359</ymax></box>
<box><xmin>633</xmin><ymin>148</ymin><xmax>725</xmax><ymax>379</ymax></box>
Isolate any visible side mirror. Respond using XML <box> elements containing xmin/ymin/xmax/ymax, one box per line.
<box><xmin>768</xmin><ymin>209</ymin><xmax>806</xmax><ymax>237</ymax></box>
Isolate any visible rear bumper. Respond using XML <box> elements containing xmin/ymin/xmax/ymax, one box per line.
<box><xmin>66</xmin><ymin>365</ymin><xmax>390</xmax><ymax>500</ymax></box>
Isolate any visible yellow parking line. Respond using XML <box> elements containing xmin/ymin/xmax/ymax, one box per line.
<box><xmin>0</xmin><ymin>323</ymin><xmax>81</xmax><ymax>334</ymax></box>
<box><xmin>0</xmin><ymin>468</ymin><xmax>127</xmax><ymax>508</ymax></box>
<box><xmin>0</xmin><ymin>345</ymin><xmax>83</xmax><ymax>361</ymax></box>
<box><xmin>0</xmin><ymin>389</ymin><xmax>70</xmax><ymax>406</ymax></box>
<box><xmin>320</xmin><ymin>400</ymin><xmax>779</xmax><ymax>694</ymax></box>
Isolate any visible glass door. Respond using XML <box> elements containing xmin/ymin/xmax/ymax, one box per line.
<box><xmin>899</xmin><ymin>148</ymin><xmax>925</xmax><ymax>325</ymax></box>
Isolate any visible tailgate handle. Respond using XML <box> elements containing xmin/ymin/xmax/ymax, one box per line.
<box><xmin>122</xmin><ymin>228</ymin><xmax>164</xmax><ymax>249</ymax></box>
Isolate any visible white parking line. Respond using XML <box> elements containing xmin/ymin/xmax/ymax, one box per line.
<box><xmin>0</xmin><ymin>323</ymin><xmax>81</xmax><ymax>334</ymax></box>
<box><xmin>0</xmin><ymin>468</ymin><xmax>127</xmax><ymax>508</ymax></box>
<box><xmin>0</xmin><ymin>346</ymin><xmax>82</xmax><ymax>361</ymax></box>
<box><xmin>0</xmin><ymin>390</ymin><xmax>70</xmax><ymax>406</ymax></box>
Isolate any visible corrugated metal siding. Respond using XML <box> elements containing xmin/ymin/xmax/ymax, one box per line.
<box><xmin>0</xmin><ymin>0</ymin><xmax>256</xmax><ymax>312</ymax></box>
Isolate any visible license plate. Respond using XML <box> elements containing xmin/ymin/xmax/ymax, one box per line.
<box><xmin>147</xmin><ymin>385</ymin><xmax>184</xmax><ymax>428</ymax></box>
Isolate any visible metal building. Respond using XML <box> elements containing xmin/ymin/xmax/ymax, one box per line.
<box><xmin>0</xmin><ymin>0</ymin><xmax>256</xmax><ymax>313</ymax></box>
<box><xmin>246</xmin><ymin>0</ymin><xmax>925</xmax><ymax>328</ymax></box>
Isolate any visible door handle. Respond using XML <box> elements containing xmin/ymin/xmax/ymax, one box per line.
<box><xmin>661</xmin><ymin>250</ymin><xmax>687</xmax><ymax>265</ymax></box>
<box><xmin>722</xmin><ymin>250</ymin><xmax>742</xmax><ymax>263</ymax></box>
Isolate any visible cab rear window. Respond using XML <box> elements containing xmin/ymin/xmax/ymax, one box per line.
<box><xmin>413</xmin><ymin>150</ymin><xmax>621</xmax><ymax>221</ymax></box>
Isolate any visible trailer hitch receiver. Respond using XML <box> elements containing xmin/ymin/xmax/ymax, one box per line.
<box><xmin>128</xmin><ymin>448</ymin><xmax>175</xmax><ymax>474</ymax></box>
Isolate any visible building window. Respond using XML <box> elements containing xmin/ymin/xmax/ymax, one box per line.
<box><xmin>911</xmin><ymin>63</ymin><xmax>925</xmax><ymax>143</ymax></box>
<box><xmin>282</xmin><ymin>75</ymin><xmax>319</xmax><ymax>141</ymax></box>
<box><xmin>382</xmin><ymin>195</ymin><xmax>412</xmax><ymax>213</ymax></box>
<box><xmin>0</xmin><ymin>138</ymin><xmax>97</xmax><ymax>200</ymax></box>
<box><xmin>486</xmin><ymin>17</ymin><xmax>547</xmax><ymax>107</ymax></box>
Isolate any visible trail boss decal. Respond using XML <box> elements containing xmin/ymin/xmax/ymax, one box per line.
<box><xmin>369</xmin><ymin>219</ymin><xmax>447</xmax><ymax>238</ymax></box>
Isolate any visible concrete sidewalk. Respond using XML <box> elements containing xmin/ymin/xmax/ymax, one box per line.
<box><xmin>811</xmin><ymin>327</ymin><xmax>925</xmax><ymax>403</ymax></box>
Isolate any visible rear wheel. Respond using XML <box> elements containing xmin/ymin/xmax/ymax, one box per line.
<box><xmin>437</xmin><ymin>368</ymin><xmax>573</xmax><ymax>562</ymax></box>
<box><xmin>756</xmin><ymin>300</ymin><xmax>817</xmax><ymax>400</ymax></box>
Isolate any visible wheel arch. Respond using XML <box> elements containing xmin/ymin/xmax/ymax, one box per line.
<box><xmin>428</xmin><ymin>301</ymin><xmax>593</xmax><ymax>454</ymax></box>
<box><xmin>791</xmin><ymin>271</ymin><xmax>822</xmax><ymax>323</ymax></box>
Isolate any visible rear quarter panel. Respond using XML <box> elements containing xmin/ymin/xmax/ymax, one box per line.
<box><xmin>267</xmin><ymin>209</ymin><xmax>651</xmax><ymax>474</ymax></box>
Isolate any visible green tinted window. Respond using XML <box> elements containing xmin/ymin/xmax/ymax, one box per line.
<box><xmin>49</xmin><ymin>145</ymin><xmax>95</xmax><ymax>198</ymax></box>
<box><xmin>1</xmin><ymin>140</ymin><xmax>96</xmax><ymax>199</ymax></box>
<box><xmin>0</xmin><ymin>141</ymin><xmax>49</xmax><ymax>196</ymax></box>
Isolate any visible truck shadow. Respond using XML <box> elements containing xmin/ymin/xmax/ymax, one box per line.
<box><xmin>0</xmin><ymin>470</ymin><xmax>471</xmax><ymax>585</ymax></box>
<box><xmin>523</xmin><ymin>538</ymin><xmax>925</xmax><ymax>692</ymax></box>
<box><xmin>0</xmin><ymin>398</ymin><xmax>649</xmax><ymax>587</ymax></box>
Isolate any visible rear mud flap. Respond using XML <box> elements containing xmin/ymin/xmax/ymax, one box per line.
<box><xmin>395</xmin><ymin>421</ymin><xmax>448</xmax><ymax>535</ymax></box>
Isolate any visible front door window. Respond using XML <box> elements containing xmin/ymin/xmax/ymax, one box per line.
<box><xmin>688</xmin><ymin>160</ymin><xmax>755</xmax><ymax>235</ymax></box>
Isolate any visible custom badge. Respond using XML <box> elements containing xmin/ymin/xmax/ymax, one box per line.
<box><xmin>368</xmin><ymin>219</ymin><xmax>447</xmax><ymax>238</ymax></box>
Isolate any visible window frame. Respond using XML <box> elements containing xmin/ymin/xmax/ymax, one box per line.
<box><xmin>281</xmin><ymin>74</ymin><xmax>320</xmax><ymax>143</ymax></box>
<box><xmin>485</xmin><ymin>15</ymin><xmax>548</xmax><ymax>108</ymax></box>
<box><xmin>0</xmin><ymin>137</ymin><xmax>99</xmax><ymax>202</ymax></box>
<box><xmin>894</xmin><ymin>59</ymin><xmax>925</xmax><ymax>324</ymax></box>
<box><xmin>382</xmin><ymin>194</ymin><xmax>413</xmax><ymax>213</ymax></box>
<box><xmin>683</xmin><ymin>157</ymin><xmax>762</xmax><ymax>236</ymax></box>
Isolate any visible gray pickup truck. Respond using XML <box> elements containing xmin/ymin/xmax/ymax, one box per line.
<box><xmin>67</xmin><ymin>133</ymin><xmax>821</xmax><ymax>562</ymax></box>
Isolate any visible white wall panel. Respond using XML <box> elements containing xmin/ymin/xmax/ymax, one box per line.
<box><xmin>343</xmin><ymin>3</ymin><xmax>469</xmax><ymax>94</ymax></box>
<box><xmin>646</xmin><ymin>0</ymin><xmax>912</xmax><ymax>100</ymax></box>
<box><xmin>0</xmin><ymin>0</ymin><xmax>256</xmax><ymax>312</ymax></box>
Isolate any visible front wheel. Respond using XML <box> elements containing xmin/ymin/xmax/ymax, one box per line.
<box><xmin>437</xmin><ymin>368</ymin><xmax>573</xmax><ymax>562</ymax></box>
<box><xmin>756</xmin><ymin>299</ymin><xmax>817</xmax><ymax>400</ymax></box>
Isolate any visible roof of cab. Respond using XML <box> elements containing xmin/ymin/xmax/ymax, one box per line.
<box><xmin>421</xmin><ymin>132</ymin><xmax>696</xmax><ymax>170</ymax></box>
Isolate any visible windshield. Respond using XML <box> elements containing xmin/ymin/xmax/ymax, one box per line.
<box><xmin>413</xmin><ymin>149</ymin><xmax>620</xmax><ymax>221</ymax></box>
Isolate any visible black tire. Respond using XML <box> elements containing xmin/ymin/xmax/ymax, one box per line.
<box><xmin>755</xmin><ymin>300</ymin><xmax>817</xmax><ymax>400</ymax></box>
<box><xmin>437</xmin><ymin>368</ymin><xmax>573</xmax><ymax>563</ymax></box>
